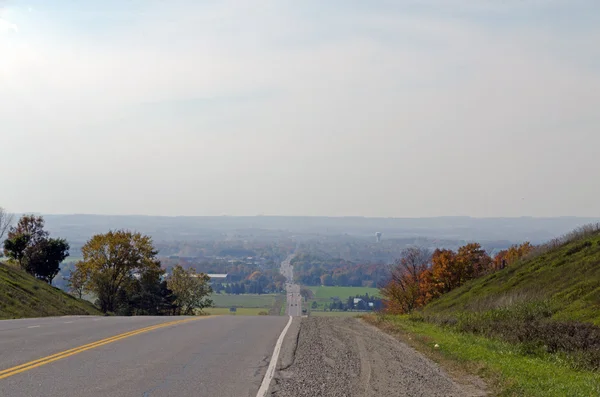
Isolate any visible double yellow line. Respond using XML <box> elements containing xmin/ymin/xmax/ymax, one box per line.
<box><xmin>0</xmin><ymin>317</ymin><xmax>205</xmax><ymax>380</ymax></box>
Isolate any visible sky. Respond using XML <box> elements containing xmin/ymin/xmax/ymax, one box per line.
<box><xmin>1</xmin><ymin>0</ymin><xmax>599</xmax><ymax>217</ymax></box>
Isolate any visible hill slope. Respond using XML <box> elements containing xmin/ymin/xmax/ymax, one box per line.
<box><xmin>424</xmin><ymin>230</ymin><xmax>600</xmax><ymax>325</ymax></box>
<box><xmin>0</xmin><ymin>262</ymin><xmax>101</xmax><ymax>319</ymax></box>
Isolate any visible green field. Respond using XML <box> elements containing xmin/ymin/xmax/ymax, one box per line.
<box><xmin>204</xmin><ymin>307</ymin><xmax>266</xmax><ymax>316</ymax></box>
<box><xmin>305</xmin><ymin>286</ymin><xmax>380</xmax><ymax>311</ymax></box>
<box><xmin>210</xmin><ymin>294</ymin><xmax>277</xmax><ymax>308</ymax></box>
<box><xmin>307</xmin><ymin>286</ymin><xmax>380</xmax><ymax>300</ymax></box>
<box><xmin>0</xmin><ymin>262</ymin><xmax>101</xmax><ymax>319</ymax></box>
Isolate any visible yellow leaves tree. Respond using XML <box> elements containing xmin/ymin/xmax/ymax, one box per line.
<box><xmin>167</xmin><ymin>265</ymin><xmax>213</xmax><ymax>315</ymax></box>
<box><xmin>74</xmin><ymin>230</ymin><xmax>161</xmax><ymax>313</ymax></box>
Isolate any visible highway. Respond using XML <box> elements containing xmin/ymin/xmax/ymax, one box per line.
<box><xmin>280</xmin><ymin>254</ymin><xmax>303</xmax><ymax>317</ymax></box>
<box><xmin>0</xmin><ymin>315</ymin><xmax>288</xmax><ymax>397</ymax></box>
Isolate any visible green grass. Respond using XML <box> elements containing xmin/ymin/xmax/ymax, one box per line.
<box><xmin>0</xmin><ymin>262</ymin><xmax>101</xmax><ymax>319</ymax></box>
<box><xmin>367</xmin><ymin>315</ymin><xmax>600</xmax><ymax>397</ymax></box>
<box><xmin>203</xmin><ymin>307</ymin><xmax>266</xmax><ymax>316</ymax></box>
<box><xmin>425</xmin><ymin>231</ymin><xmax>600</xmax><ymax>325</ymax></box>
<box><xmin>210</xmin><ymin>294</ymin><xmax>277</xmax><ymax>308</ymax></box>
<box><xmin>307</xmin><ymin>286</ymin><xmax>380</xmax><ymax>300</ymax></box>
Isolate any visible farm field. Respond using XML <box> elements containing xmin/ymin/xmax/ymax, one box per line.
<box><xmin>210</xmin><ymin>293</ymin><xmax>277</xmax><ymax>308</ymax></box>
<box><xmin>306</xmin><ymin>286</ymin><xmax>380</xmax><ymax>311</ymax></box>
<box><xmin>307</xmin><ymin>286</ymin><xmax>380</xmax><ymax>300</ymax></box>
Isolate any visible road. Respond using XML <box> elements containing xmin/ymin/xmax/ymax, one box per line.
<box><xmin>280</xmin><ymin>254</ymin><xmax>303</xmax><ymax>317</ymax></box>
<box><xmin>0</xmin><ymin>315</ymin><xmax>288</xmax><ymax>397</ymax></box>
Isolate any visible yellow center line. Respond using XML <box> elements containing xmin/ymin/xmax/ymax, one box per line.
<box><xmin>0</xmin><ymin>317</ymin><xmax>207</xmax><ymax>380</ymax></box>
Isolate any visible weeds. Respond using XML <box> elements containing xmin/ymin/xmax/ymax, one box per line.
<box><xmin>418</xmin><ymin>301</ymin><xmax>600</xmax><ymax>371</ymax></box>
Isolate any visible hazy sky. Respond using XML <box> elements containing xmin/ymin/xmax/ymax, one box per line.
<box><xmin>1</xmin><ymin>0</ymin><xmax>599</xmax><ymax>217</ymax></box>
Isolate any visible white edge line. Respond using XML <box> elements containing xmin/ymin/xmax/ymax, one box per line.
<box><xmin>256</xmin><ymin>315</ymin><xmax>293</xmax><ymax>397</ymax></box>
<box><xmin>27</xmin><ymin>325</ymin><xmax>40</xmax><ymax>328</ymax></box>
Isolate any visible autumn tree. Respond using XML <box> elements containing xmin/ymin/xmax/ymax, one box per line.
<box><xmin>493</xmin><ymin>242</ymin><xmax>533</xmax><ymax>270</ymax></box>
<box><xmin>381</xmin><ymin>247</ymin><xmax>431</xmax><ymax>314</ymax></box>
<box><xmin>167</xmin><ymin>265</ymin><xmax>213</xmax><ymax>315</ymax></box>
<box><xmin>455</xmin><ymin>243</ymin><xmax>492</xmax><ymax>281</ymax></box>
<box><xmin>74</xmin><ymin>230</ymin><xmax>162</xmax><ymax>313</ymax></box>
<box><xmin>3</xmin><ymin>215</ymin><xmax>69</xmax><ymax>283</ymax></box>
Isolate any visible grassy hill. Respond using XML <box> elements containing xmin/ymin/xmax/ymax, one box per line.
<box><xmin>424</xmin><ymin>228</ymin><xmax>600</xmax><ymax>326</ymax></box>
<box><xmin>0</xmin><ymin>262</ymin><xmax>101</xmax><ymax>319</ymax></box>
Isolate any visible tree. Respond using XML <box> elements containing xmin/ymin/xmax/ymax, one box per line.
<box><xmin>74</xmin><ymin>230</ymin><xmax>161</xmax><ymax>313</ymax></box>
<box><xmin>27</xmin><ymin>238</ymin><xmax>70</xmax><ymax>283</ymax></box>
<box><xmin>3</xmin><ymin>233</ymin><xmax>31</xmax><ymax>268</ymax></box>
<box><xmin>311</xmin><ymin>301</ymin><xmax>318</xmax><ymax>309</ymax></box>
<box><xmin>455</xmin><ymin>243</ymin><xmax>492</xmax><ymax>281</ymax></box>
<box><xmin>167</xmin><ymin>265</ymin><xmax>213</xmax><ymax>315</ymax></box>
<box><xmin>320</xmin><ymin>273</ymin><xmax>333</xmax><ymax>286</ymax></box>
<box><xmin>67</xmin><ymin>267</ymin><xmax>87</xmax><ymax>299</ymax></box>
<box><xmin>3</xmin><ymin>215</ymin><xmax>69</xmax><ymax>284</ymax></box>
<box><xmin>0</xmin><ymin>207</ymin><xmax>14</xmax><ymax>246</ymax></box>
<box><xmin>381</xmin><ymin>247</ymin><xmax>431</xmax><ymax>314</ymax></box>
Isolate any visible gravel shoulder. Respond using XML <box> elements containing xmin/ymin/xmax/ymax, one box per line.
<box><xmin>270</xmin><ymin>317</ymin><xmax>487</xmax><ymax>397</ymax></box>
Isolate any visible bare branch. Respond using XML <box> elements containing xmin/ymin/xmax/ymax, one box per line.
<box><xmin>0</xmin><ymin>207</ymin><xmax>14</xmax><ymax>242</ymax></box>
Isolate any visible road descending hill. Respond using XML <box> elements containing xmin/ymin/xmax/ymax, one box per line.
<box><xmin>0</xmin><ymin>262</ymin><xmax>101</xmax><ymax>319</ymax></box>
<box><xmin>424</xmin><ymin>228</ymin><xmax>600</xmax><ymax>325</ymax></box>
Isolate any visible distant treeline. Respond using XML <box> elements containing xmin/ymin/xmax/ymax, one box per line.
<box><xmin>291</xmin><ymin>254</ymin><xmax>388</xmax><ymax>288</ymax></box>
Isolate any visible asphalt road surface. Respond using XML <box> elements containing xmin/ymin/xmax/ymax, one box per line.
<box><xmin>0</xmin><ymin>315</ymin><xmax>288</xmax><ymax>397</ymax></box>
<box><xmin>280</xmin><ymin>255</ymin><xmax>303</xmax><ymax>317</ymax></box>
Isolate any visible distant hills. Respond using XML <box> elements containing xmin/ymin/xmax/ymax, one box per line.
<box><xmin>34</xmin><ymin>214</ymin><xmax>600</xmax><ymax>245</ymax></box>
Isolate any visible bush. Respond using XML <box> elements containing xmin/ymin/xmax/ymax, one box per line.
<box><xmin>565</xmin><ymin>241</ymin><xmax>593</xmax><ymax>256</ymax></box>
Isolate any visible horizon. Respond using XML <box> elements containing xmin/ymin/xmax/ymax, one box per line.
<box><xmin>13</xmin><ymin>212</ymin><xmax>600</xmax><ymax>220</ymax></box>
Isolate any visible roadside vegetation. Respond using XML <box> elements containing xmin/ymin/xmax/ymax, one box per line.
<box><xmin>377</xmin><ymin>224</ymin><xmax>600</xmax><ymax>395</ymax></box>
<box><xmin>0</xmin><ymin>262</ymin><xmax>101</xmax><ymax>319</ymax></box>
<box><xmin>366</xmin><ymin>315</ymin><xmax>599</xmax><ymax>397</ymax></box>
<box><xmin>3</xmin><ymin>214</ymin><xmax>70</xmax><ymax>284</ymax></box>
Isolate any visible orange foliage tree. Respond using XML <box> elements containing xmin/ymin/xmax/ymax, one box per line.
<box><xmin>381</xmin><ymin>247</ymin><xmax>431</xmax><ymax>314</ymax></box>
<box><xmin>492</xmin><ymin>242</ymin><xmax>533</xmax><ymax>270</ymax></box>
<box><xmin>382</xmin><ymin>243</ymin><xmax>496</xmax><ymax>314</ymax></box>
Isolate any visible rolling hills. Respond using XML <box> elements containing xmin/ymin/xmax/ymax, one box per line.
<box><xmin>0</xmin><ymin>262</ymin><xmax>101</xmax><ymax>319</ymax></box>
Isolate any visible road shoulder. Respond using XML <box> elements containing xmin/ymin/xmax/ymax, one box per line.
<box><xmin>269</xmin><ymin>316</ymin><xmax>488</xmax><ymax>397</ymax></box>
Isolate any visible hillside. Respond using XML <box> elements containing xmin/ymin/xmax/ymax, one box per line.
<box><xmin>0</xmin><ymin>262</ymin><xmax>101</xmax><ymax>319</ymax></box>
<box><xmin>424</xmin><ymin>229</ymin><xmax>600</xmax><ymax>325</ymax></box>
